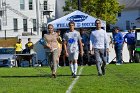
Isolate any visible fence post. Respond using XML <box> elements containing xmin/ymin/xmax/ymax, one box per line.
<box><xmin>5</xmin><ymin>30</ymin><xmax>6</xmax><ymax>40</ymax></box>
<box><xmin>31</xmin><ymin>28</ymin><xmax>32</xmax><ymax>35</ymax></box>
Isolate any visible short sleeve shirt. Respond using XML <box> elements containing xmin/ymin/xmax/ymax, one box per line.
<box><xmin>63</xmin><ymin>30</ymin><xmax>81</xmax><ymax>53</ymax></box>
<box><xmin>15</xmin><ymin>43</ymin><xmax>22</xmax><ymax>52</ymax></box>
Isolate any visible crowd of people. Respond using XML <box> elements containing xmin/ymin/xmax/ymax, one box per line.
<box><xmin>14</xmin><ymin>19</ymin><xmax>136</xmax><ymax>78</ymax></box>
<box><xmin>42</xmin><ymin>19</ymin><xmax>109</xmax><ymax>78</ymax></box>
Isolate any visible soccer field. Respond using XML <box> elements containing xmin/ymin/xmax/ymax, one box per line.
<box><xmin>0</xmin><ymin>64</ymin><xmax>140</xmax><ymax>93</ymax></box>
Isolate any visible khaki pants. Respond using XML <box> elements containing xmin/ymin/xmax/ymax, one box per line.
<box><xmin>46</xmin><ymin>49</ymin><xmax>58</xmax><ymax>73</ymax></box>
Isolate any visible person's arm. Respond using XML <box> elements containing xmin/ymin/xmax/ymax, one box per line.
<box><xmin>30</xmin><ymin>42</ymin><xmax>34</xmax><ymax>49</ymax></box>
<box><xmin>63</xmin><ymin>33</ymin><xmax>69</xmax><ymax>57</ymax></box>
<box><xmin>89</xmin><ymin>32</ymin><xmax>94</xmax><ymax>54</ymax></box>
<box><xmin>78</xmin><ymin>32</ymin><xmax>83</xmax><ymax>55</ymax></box>
<box><xmin>79</xmin><ymin>39</ymin><xmax>83</xmax><ymax>56</ymax></box>
<box><xmin>63</xmin><ymin>40</ymin><xmax>69</xmax><ymax>57</ymax></box>
<box><xmin>104</xmin><ymin>32</ymin><xmax>109</xmax><ymax>53</ymax></box>
<box><xmin>58</xmin><ymin>36</ymin><xmax>63</xmax><ymax>50</ymax></box>
<box><xmin>43</xmin><ymin>34</ymin><xmax>51</xmax><ymax>49</ymax></box>
<box><xmin>57</xmin><ymin>36</ymin><xmax>63</xmax><ymax>44</ymax></box>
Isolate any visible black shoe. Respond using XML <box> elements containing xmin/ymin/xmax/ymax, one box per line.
<box><xmin>101</xmin><ymin>67</ymin><xmax>105</xmax><ymax>75</ymax></box>
<box><xmin>72</xmin><ymin>73</ymin><xmax>74</xmax><ymax>76</ymax></box>
<box><xmin>98</xmin><ymin>73</ymin><xmax>102</xmax><ymax>76</ymax></box>
<box><xmin>52</xmin><ymin>74</ymin><xmax>56</xmax><ymax>78</ymax></box>
<box><xmin>73</xmin><ymin>74</ymin><xmax>77</xmax><ymax>78</ymax></box>
<box><xmin>129</xmin><ymin>60</ymin><xmax>131</xmax><ymax>63</ymax></box>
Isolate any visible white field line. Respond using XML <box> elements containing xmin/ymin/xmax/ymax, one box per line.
<box><xmin>66</xmin><ymin>66</ymin><xmax>84</xmax><ymax>93</ymax></box>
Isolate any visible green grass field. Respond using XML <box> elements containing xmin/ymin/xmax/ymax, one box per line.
<box><xmin>0</xmin><ymin>63</ymin><xmax>140</xmax><ymax>93</ymax></box>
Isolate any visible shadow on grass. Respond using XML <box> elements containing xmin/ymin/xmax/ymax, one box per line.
<box><xmin>0</xmin><ymin>74</ymin><xmax>96</xmax><ymax>78</ymax></box>
<box><xmin>57</xmin><ymin>74</ymin><xmax>96</xmax><ymax>77</ymax></box>
<box><xmin>0</xmin><ymin>74</ymin><xmax>51</xmax><ymax>78</ymax></box>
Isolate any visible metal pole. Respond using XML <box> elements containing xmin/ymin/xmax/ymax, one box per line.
<box><xmin>78</xmin><ymin>0</ymin><xmax>81</xmax><ymax>11</ymax></box>
<box><xmin>36</xmin><ymin>0</ymin><xmax>39</xmax><ymax>35</ymax></box>
<box><xmin>31</xmin><ymin>28</ymin><xmax>32</xmax><ymax>35</ymax></box>
<box><xmin>5</xmin><ymin>30</ymin><xmax>6</xmax><ymax>40</ymax></box>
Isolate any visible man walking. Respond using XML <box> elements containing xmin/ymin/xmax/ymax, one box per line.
<box><xmin>79</xmin><ymin>28</ymin><xmax>90</xmax><ymax>65</ymax></box>
<box><xmin>90</xmin><ymin>19</ymin><xmax>109</xmax><ymax>76</ymax></box>
<box><xmin>124</xmin><ymin>29</ymin><xmax>135</xmax><ymax>63</ymax></box>
<box><xmin>63</xmin><ymin>21</ymin><xmax>83</xmax><ymax>78</ymax></box>
<box><xmin>112</xmin><ymin>27</ymin><xmax>124</xmax><ymax>65</ymax></box>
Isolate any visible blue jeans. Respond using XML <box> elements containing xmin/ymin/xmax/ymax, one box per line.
<box><xmin>114</xmin><ymin>45</ymin><xmax>123</xmax><ymax>64</ymax></box>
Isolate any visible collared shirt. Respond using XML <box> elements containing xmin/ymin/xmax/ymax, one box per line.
<box><xmin>90</xmin><ymin>29</ymin><xmax>109</xmax><ymax>50</ymax></box>
<box><xmin>124</xmin><ymin>32</ymin><xmax>135</xmax><ymax>45</ymax></box>
<box><xmin>113</xmin><ymin>32</ymin><xmax>124</xmax><ymax>46</ymax></box>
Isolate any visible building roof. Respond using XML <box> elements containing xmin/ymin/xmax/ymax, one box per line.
<box><xmin>118</xmin><ymin>0</ymin><xmax>140</xmax><ymax>9</ymax></box>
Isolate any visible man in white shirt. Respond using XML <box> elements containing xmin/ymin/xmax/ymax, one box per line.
<box><xmin>90</xmin><ymin>19</ymin><xmax>109</xmax><ymax>76</ymax></box>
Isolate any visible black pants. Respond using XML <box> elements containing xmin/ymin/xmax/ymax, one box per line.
<box><xmin>16</xmin><ymin>51</ymin><xmax>22</xmax><ymax>67</ymax></box>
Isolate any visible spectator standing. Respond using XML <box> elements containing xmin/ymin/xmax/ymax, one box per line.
<box><xmin>15</xmin><ymin>38</ymin><xmax>22</xmax><ymax>67</ymax></box>
<box><xmin>15</xmin><ymin>38</ymin><xmax>22</xmax><ymax>54</ymax></box>
<box><xmin>43</xmin><ymin>24</ymin><xmax>59</xmax><ymax>78</ymax></box>
<box><xmin>63</xmin><ymin>21</ymin><xmax>83</xmax><ymax>78</ymax></box>
<box><xmin>79</xmin><ymin>28</ymin><xmax>90</xmax><ymax>65</ymax></box>
<box><xmin>25</xmin><ymin>38</ymin><xmax>33</xmax><ymax>53</ymax></box>
<box><xmin>90</xmin><ymin>19</ymin><xmax>109</xmax><ymax>76</ymax></box>
<box><xmin>112</xmin><ymin>27</ymin><xmax>124</xmax><ymax>65</ymax></box>
<box><xmin>124</xmin><ymin>29</ymin><xmax>135</xmax><ymax>63</ymax></box>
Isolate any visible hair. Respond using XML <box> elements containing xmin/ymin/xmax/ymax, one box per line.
<box><xmin>28</xmin><ymin>38</ymin><xmax>31</xmax><ymax>41</ymax></box>
<box><xmin>68</xmin><ymin>21</ymin><xmax>75</xmax><ymax>26</ymax></box>
<box><xmin>18</xmin><ymin>38</ymin><xmax>21</xmax><ymax>43</ymax></box>
<box><xmin>114</xmin><ymin>27</ymin><xmax>120</xmax><ymax>30</ymax></box>
<box><xmin>47</xmin><ymin>24</ymin><xmax>54</xmax><ymax>28</ymax></box>
<box><xmin>95</xmin><ymin>19</ymin><xmax>101</xmax><ymax>25</ymax></box>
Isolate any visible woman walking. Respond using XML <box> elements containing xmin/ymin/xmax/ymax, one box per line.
<box><xmin>43</xmin><ymin>24</ymin><xmax>59</xmax><ymax>78</ymax></box>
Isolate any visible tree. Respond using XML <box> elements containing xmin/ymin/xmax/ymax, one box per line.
<box><xmin>63</xmin><ymin>0</ymin><xmax>124</xmax><ymax>24</ymax></box>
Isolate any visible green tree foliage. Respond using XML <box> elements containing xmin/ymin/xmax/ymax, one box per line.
<box><xmin>63</xmin><ymin>0</ymin><xmax>124</xmax><ymax>24</ymax></box>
